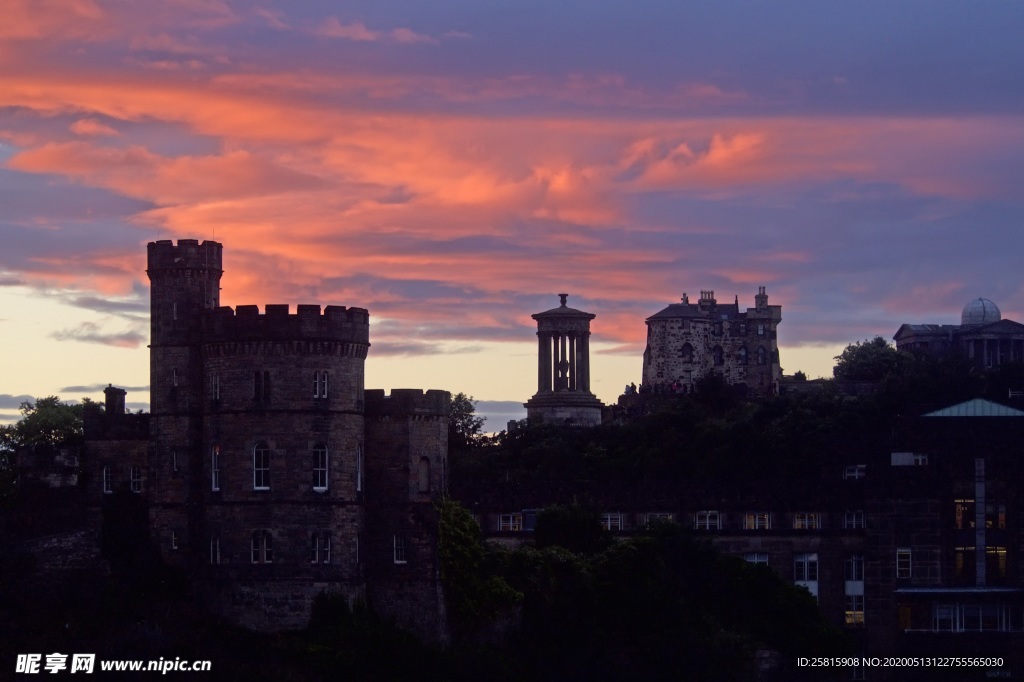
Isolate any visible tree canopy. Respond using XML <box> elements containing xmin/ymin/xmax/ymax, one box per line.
<box><xmin>0</xmin><ymin>396</ymin><xmax>86</xmax><ymax>452</ymax></box>
<box><xmin>448</xmin><ymin>392</ymin><xmax>486</xmax><ymax>452</ymax></box>
<box><xmin>833</xmin><ymin>336</ymin><xmax>906</xmax><ymax>381</ymax></box>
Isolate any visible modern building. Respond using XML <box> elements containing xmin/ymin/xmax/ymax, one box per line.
<box><xmin>642</xmin><ymin>288</ymin><xmax>782</xmax><ymax>395</ymax></box>
<box><xmin>85</xmin><ymin>239</ymin><xmax>450</xmax><ymax>635</ymax></box>
<box><xmin>894</xmin><ymin>298</ymin><xmax>1024</xmax><ymax>369</ymax></box>
<box><xmin>524</xmin><ymin>294</ymin><xmax>604</xmax><ymax>427</ymax></box>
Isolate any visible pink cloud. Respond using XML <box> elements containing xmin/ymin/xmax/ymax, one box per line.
<box><xmin>69</xmin><ymin>118</ymin><xmax>119</xmax><ymax>137</ymax></box>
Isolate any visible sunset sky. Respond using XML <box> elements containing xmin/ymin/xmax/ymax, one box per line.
<box><xmin>2</xmin><ymin>1</ymin><xmax>1023</xmax><ymax>428</ymax></box>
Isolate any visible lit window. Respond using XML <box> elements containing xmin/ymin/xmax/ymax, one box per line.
<box><xmin>499</xmin><ymin>513</ymin><xmax>523</xmax><ymax>532</ymax></box>
<box><xmin>251</xmin><ymin>530</ymin><xmax>272</xmax><ymax>564</ymax></box>
<box><xmin>987</xmin><ymin>546</ymin><xmax>1008</xmax><ymax>580</ymax></box>
<box><xmin>313</xmin><ymin>444</ymin><xmax>328</xmax><ymax>491</ymax></box>
<box><xmin>843</xmin><ymin>464</ymin><xmax>866</xmax><ymax>480</ymax></box>
<box><xmin>253</xmin><ymin>442</ymin><xmax>270</xmax><ymax>490</ymax></box>
<box><xmin>209</xmin><ymin>537</ymin><xmax>220</xmax><ymax>565</ymax></box>
<box><xmin>310</xmin><ymin>532</ymin><xmax>331</xmax><ymax>564</ymax></box>
<box><xmin>130</xmin><ymin>466</ymin><xmax>142</xmax><ymax>493</ymax></box>
<box><xmin>793</xmin><ymin>513</ymin><xmax>820</xmax><ymax>530</ymax></box>
<box><xmin>843</xmin><ymin>510</ymin><xmax>865</xmax><ymax>529</ymax></box>
<box><xmin>102</xmin><ymin>465</ymin><xmax>112</xmax><ymax>494</ymax></box>
<box><xmin>744</xmin><ymin>553</ymin><xmax>768</xmax><ymax>565</ymax></box>
<box><xmin>646</xmin><ymin>512</ymin><xmax>673</xmax><ymax>528</ymax></box>
<box><xmin>845</xmin><ymin>595</ymin><xmax>865</xmax><ymax>626</ymax></box>
<box><xmin>845</xmin><ymin>554</ymin><xmax>864</xmax><ymax>581</ymax></box>
<box><xmin>896</xmin><ymin>548</ymin><xmax>912</xmax><ymax>579</ymax></box>
<box><xmin>393</xmin><ymin>535</ymin><xmax>407</xmax><ymax>564</ymax></box>
<box><xmin>744</xmin><ymin>512</ymin><xmax>771</xmax><ymax>530</ymax></box>
<box><xmin>794</xmin><ymin>553</ymin><xmax>819</xmax><ymax>581</ymax></box>
<box><xmin>986</xmin><ymin>503</ymin><xmax>1007</xmax><ymax>530</ymax></box>
<box><xmin>601</xmin><ymin>512</ymin><xmax>623</xmax><ymax>531</ymax></box>
<box><xmin>694</xmin><ymin>510</ymin><xmax>721</xmax><ymax>530</ymax></box>
<box><xmin>211</xmin><ymin>445</ymin><xmax>220</xmax><ymax>492</ymax></box>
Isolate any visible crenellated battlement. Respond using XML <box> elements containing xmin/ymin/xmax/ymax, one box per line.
<box><xmin>202</xmin><ymin>303</ymin><xmax>370</xmax><ymax>344</ymax></box>
<box><xmin>147</xmin><ymin>239</ymin><xmax>223</xmax><ymax>273</ymax></box>
<box><xmin>364</xmin><ymin>389</ymin><xmax>450</xmax><ymax>418</ymax></box>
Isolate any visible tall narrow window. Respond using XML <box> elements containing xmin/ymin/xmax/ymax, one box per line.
<box><xmin>209</xmin><ymin>536</ymin><xmax>220</xmax><ymax>565</ymax></box>
<box><xmin>172</xmin><ymin>368</ymin><xmax>178</xmax><ymax>387</ymax></box>
<box><xmin>172</xmin><ymin>448</ymin><xmax>179</xmax><ymax>473</ymax></box>
<box><xmin>251</xmin><ymin>530</ymin><xmax>273</xmax><ymax>563</ymax></box>
<box><xmin>843</xmin><ymin>510</ymin><xmax>865</xmax><ymax>529</ymax></box>
<box><xmin>172</xmin><ymin>302</ymin><xmax>177</xmax><ymax>321</ymax></box>
<box><xmin>393</xmin><ymin>535</ymin><xmax>407</xmax><ymax>564</ymax></box>
<box><xmin>211</xmin><ymin>445</ymin><xmax>221</xmax><ymax>492</ymax></box>
<box><xmin>311</xmin><ymin>532</ymin><xmax>331</xmax><ymax>564</ymax></box>
<box><xmin>418</xmin><ymin>457</ymin><xmax>431</xmax><ymax>493</ymax></box>
<box><xmin>253</xmin><ymin>442</ymin><xmax>270</xmax><ymax>490</ymax></box>
<box><xmin>794</xmin><ymin>553</ymin><xmax>819</xmax><ymax>581</ymax></box>
<box><xmin>739</xmin><ymin>346</ymin><xmax>748</xmax><ymax>365</ymax></box>
<box><xmin>130</xmin><ymin>466</ymin><xmax>142</xmax><ymax>493</ymax></box>
<box><xmin>254</xmin><ymin>371</ymin><xmax>262</xmax><ymax>402</ymax></box>
<box><xmin>171</xmin><ymin>530</ymin><xmax>179</xmax><ymax>550</ymax></box>
<box><xmin>757</xmin><ymin>346</ymin><xmax>767</xmax><ymax>365</ymax></box>
<box><xmin>356</xmin><ymin>444</ymin><xmax>363</xmax><ymax>492</ymax></box>
<box><xmin>313</xmin><ymin>444</ymin><xmax>328</xmax><ymax>491</ymax></box>
<box><xmin>263</xmin><ymin>370</ymin><xmax>270</xmax><ymax>403</ymax></box>
<box><xmin>102</xmin><ymin>465</ymin><xmax>112</xmax><ymax>494</ymax></box>
<box><xmin>846</xmin><ymin>554</ymin><xmax>865</xmax><ymax>581</ymax></box>
<box><xmin>211</xmin><ymin>373</ymin><xmax>220</xmax><ymax>401</ymax></box>
<box><xmin>712</xmin><ymin>345</ymin><xmax>724</xmax><ymax>366</ymax></box>
<box><xmin>896</xmin><ymin>548</ymin><xmax>913</xmax><ymax>579</ymax></box>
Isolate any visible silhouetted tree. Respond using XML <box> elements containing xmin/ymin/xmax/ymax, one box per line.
<box><xmin>833</xmin><ymin>337</ymin><xmax>906</xmax><ymax>380</ymax></box>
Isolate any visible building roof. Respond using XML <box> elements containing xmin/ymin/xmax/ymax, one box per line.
<box><xmin>923</xmin><ymin>398</ymin><xmax>1024</xmax><ymax>418</ymax></box>
<box><xmin>532</xmin><ymin>294</ymin><xmax>595</xmax><ymax>319</ymax></box>
<box><xmin>646</xmin><ymin>302</ymin><xmax>741</xmax><ymax>321</ymax></box>
<box><xmin>961</xmin><ymin>297</ymin><xmax>1001</xmax><ymax>326</ymax></box>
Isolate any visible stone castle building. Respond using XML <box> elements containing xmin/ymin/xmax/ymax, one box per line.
<box><xmin>894</xmin><ymin>297</ymin><xmax>1024</xmax><ymax>369</ymax></box>
<box><xmin>524</xmin><ymin>294</ymin><xmax>604</xmax><ymax>427</ymax></box>
<box><xmin>642</xmin><ymin>288</ymin><xmax>782</xmax><ymax>395</ymax></box>
<box><xmin>86</xmin><ymin>239</ymin><xmax>449</xmax><ymax>634</ymax></box>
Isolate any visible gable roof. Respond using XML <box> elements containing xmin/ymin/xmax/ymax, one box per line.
<box><xmin>924</xmin><ymin>398</ymin><xmax>1024</xmax><ymax>418</ymax></box>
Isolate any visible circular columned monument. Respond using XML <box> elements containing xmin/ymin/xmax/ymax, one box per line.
<box><xmin>524</xmin><ymin>294</ymin><xmax>604</xmax><ymax>427</ymax></box>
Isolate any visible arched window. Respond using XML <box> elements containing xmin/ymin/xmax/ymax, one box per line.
<box><xmin>739</xmin><ymin>345</ymin><xmax>749</xmax><ymax>365</ymax></box>
<box><xmin>313</xmin><ymin>444</ymin><xmax>328</xmax><ymax>491</ymax></box>
<box><xmin>757</xmin><ymin>346</ymin><xmax>767</xmax><ymax>366</ymax></box>
<box><xmin>253</xmin><ymin>442</ymin><xmax>270</xmax><ymax>490</ymax></box>
<box><xmin>251</xmin><ymin>530</ymin><xmax>272</xmax><ymax>563</ymax></box>
<box><xmin>712</xmin><ymin>346</ymin><xmax>724</xmax><ymax>366</ymax></box>
<box><xmin>418</xmin><ymin>457</ymin><xmax>431</xmax><ymax>493</ymax></box>
<box><xmin>680</xmin><ymin>343</ymin><xmax>694</xmax><ymax>363</ymax></box>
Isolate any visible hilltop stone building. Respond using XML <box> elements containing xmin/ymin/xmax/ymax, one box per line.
<box><xmin>642</xmin><ymin>288</ymin><xmax>782</xmax><ymax>396</ymax></box>
<box><xmin>894</xmin><ymin>297</ymin><xmax>1024</xmax><ymax>369</ymax></box>
<box><xmin>524</xmin><ymin>294</ymin><xmax>604</xmax><ymax>427</ymax></box>
<box><xmin>85</xmin><ymin>239</ymin><xmax>449</xmax><ymax>634</ymax></box>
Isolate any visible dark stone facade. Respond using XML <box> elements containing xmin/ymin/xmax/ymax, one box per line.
<box><xmin>642</xmin><ymin>288</ymin><xmax>782</xmax><ymax>396</ymax></box>
<box><xmin>83</xmin><ymin>239</ymin><xmax>449</xmax><ymax>636</ymax></box>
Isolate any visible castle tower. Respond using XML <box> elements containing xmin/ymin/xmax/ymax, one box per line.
<box><xmin>524</xmin><ymin>294</ymin><xmax>603</xmax><ymax>427</ymax></box>
<box><xmin>147</xmin><ymin>239</ymin><xmax>223</xmax><ymax>416</ymax></box>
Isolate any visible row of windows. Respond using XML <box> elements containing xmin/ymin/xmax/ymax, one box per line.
<box><xmin>200</xmin><ymin>532</ymin><xmax>406</xmax><ymax>566</ymax></box>
<box><xmin>498</xmin><ymin>510</ymin><xmax>867</xmax><ymax>532</ymax></box>
<box><xmin>209</xmin><ymin>443</ymin><xmax>365</xmax><ymax>493</ymax></box>
<box><xmin>680</xmin><ymin>321</ymin><xmax>769</xmax><ymax>337</ymax></box>
<box><xmin>678</xmin><ymin>343</ymin><xmax>771</xmax><ymax>366</ymax></box>
<box><xmin>206</xmin><ymin>371</ymin><xmax>335</xmax><ymax>402</ymax></box>
<box><xmin>101</xmin><ymin>466</ymin><xmax>142</xmax><ymax>494</ymax></box>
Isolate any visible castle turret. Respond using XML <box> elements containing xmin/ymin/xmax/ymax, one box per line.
<box><xmin>524</xmin><ymin>294</ymin><xmax>604</xmax><ymax>426</ymax></box>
